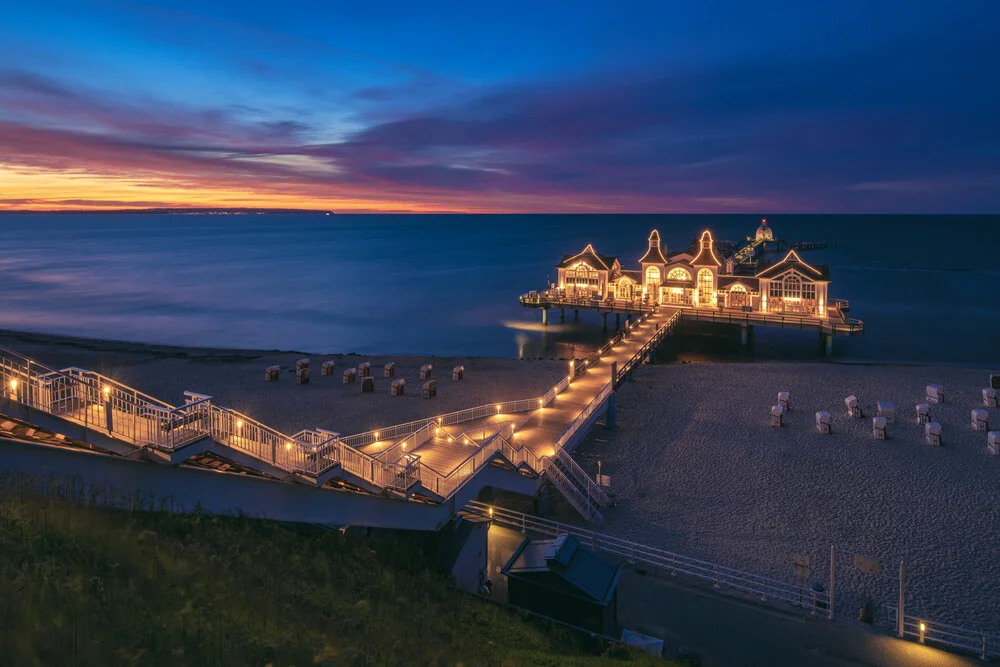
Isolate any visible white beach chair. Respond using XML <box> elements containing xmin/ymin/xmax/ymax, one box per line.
<box><xmin>872</xmin><ymin>417</ymin><xmax>887</xmax><ymax>440</ymax></box>
<box><xmin>391</xmin><ymin>378</ymin><xmax>405</xmax><ymax>396</ymax></box>
<box><xmin>358</xmin><ymin>361</ymin><xmax>371</xmax><ymax>378</ymax></box>
<box><xmin>815</xmin><ymin>411</ymin><xmax>831</xmax><ymax>434</ymax></box>
<box><xmin>845</xmin><ymin>395</ymin><xmax>862</xmax><ymax>418</ymax></box>
<box><xmin>988</xmin><ymin>431</ymin><xmax>1000</xmax><ymax>456</ymax></box>
<box><xmin>770</xmin><ymin>405</ymin><xmax>785</xmax><ymax>427</ymax></box>
<box><xmin>915</xmin><ymin>403</ymin><xmax>930</xmax><ymax>425</ymax></box>
<box><xmin>343</xmin><ymin>368</ymin><xmax>357</xmax><ymax>384</ymax></box>
<box><xmin>423</xmin><ymin>379</ymin><xmax>437</xmax><ymax>398</ymax></box>
<box><xmin>778</xmin><ymin>392</ymin><xmax>790</xmax><ymax>410</ymax></box>
<box><xmin>925</xmin><ymin>422</ymin><xmax>942</xmax><ymax>446</ymax></box>
<box><xmin>926</xmin><ymin>384</ymin><xmax>945</xmax><ymax>404</ymax></box>
<box><xmin>384</xmin><ymin>362</ymin><xmax>396</xmax><ymax>378</ymax></box>
<box><xmin>972</xmin><ymin>409</ymin><xmax>990</xmax><ymax>432</ymax></box>
<box><xmin>983</xmin><ymin>388</ymin><xmax>998</xmax><ymax>408</ymax></box>
<box><xmin>876</xmin><ymin>401</ymin><xmax>895</xmax><ymax>423</ymax></box>
<box><xmin>420</xmin><ymin>364</ymin><xmax>433</xmax><ymax>380</ymax></box>
<box><xmin>452</xmin><ymin>365</ymin><xmax>465</xmax><ymax>381</ymax></box>
<box><xmin>264</xmin><ymin>365</ymin><xmax>280</xmax><ymax>382</ymax></box>
<box><xmin>361</xmin><ymin>376</ymin><xmax>375</xmax><ymax>393</ymax></box>
<box><xmin>321</xmin><ymin>360</ymin><xmax>336</xmax><ymax>377</ymax></box>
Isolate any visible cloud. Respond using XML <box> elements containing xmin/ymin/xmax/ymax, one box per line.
<box><xmin>1</xmin><ymin>24</ymin><xmax>998</xmax><ymax>213</ymax></box>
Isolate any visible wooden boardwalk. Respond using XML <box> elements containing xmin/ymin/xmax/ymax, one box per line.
<box><xmin>404</xmin><ymin>307</ymin><xmax>681</xmax><ymax>476</ymax></box>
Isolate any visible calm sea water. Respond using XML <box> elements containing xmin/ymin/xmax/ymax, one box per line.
<box><xmin>0</xmin><ymin>214</ymin><xmax>997</xmax><ymax>365</ymax></box>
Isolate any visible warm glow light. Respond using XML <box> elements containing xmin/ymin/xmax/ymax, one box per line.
<box><xmin>538</xmin><ymin>399</ymin><xmax>543</xmax><ymax>407</ymax></box>
<box><xmin>9</xmin><ymin>379</ymin><xmax>17</xmax><ymax>390</ymax></box>
<box><xmin>489</xmin><ymin>506</ymin><xmax>494</xmax><ymax>517</ymax></box>
<box><xmin>374</xmin><ymin>431</ymin><xmax>379</xmax><ymax>439</ymax></box>
<box><xmin>920</xmin><ymin>623</ymin><xmax>926</xmax><ymax>632</ymax></box>
<box><xmin>236</xmin><ymin>419</ymin><xmax>244</xmax><ymax>429</ymax></box>
<box><xmin>285</xmin><ymin>442</ymin><xmax>292</xmax><ymax>450</ymax></box>
<box><xmin>102</xmin><ymin>385</ymin><xmax>110</xmax><ymax>396</ymax></box>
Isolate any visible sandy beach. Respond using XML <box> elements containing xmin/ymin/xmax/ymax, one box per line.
<box><xmin>3</xmin><ymin>328</ymin><xmax>998</xmax><ymax>633</ymax></box>
<box><xmin>0</xmin><ymin>330</ymin><xmax>569</xmax><ymax>436</ymax></box>
<box><xmin>572</xmin><ymin>361</ymin><xmax>1000</xmax><ymax>633</ymax></box>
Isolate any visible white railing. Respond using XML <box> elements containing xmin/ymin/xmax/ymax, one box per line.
<box><xmin>468</xmin><ymin>502</ymin><xmax>830</xmax><ymax>612</ymax></box>
<box><xmin>0</xmin><ymin>302</ymin><xmax>678</xmax><ymax>510</ymax></box>
<box><xmin>540</xmin><ymin>458</ymin><xmax>604</xmax><ymax>525</ymax></box>
<box><xmin>419</xmin><ymin>422</ymin><xmax>516</xmax><ymax>499</ymax></box>
<box><xmin>890</xmin><ymin>608</ymin><xmax>1000</xmax><ymax>661</ymax></box>
<box><xmin>554</xmin><ymin>446</ymin><xmax>611</xmax><ymax>507</ymax></box>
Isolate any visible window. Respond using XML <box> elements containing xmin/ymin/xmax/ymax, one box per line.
<box><xmin>783</xmin><ymin>274</ymin><xmax>801</xmax><ymax>301</ymax></box>
<box><xmin>697</xmin><ymin>269</ymin><xmax>714</xmax><ymax>305</ymax></box>
<box><xmin>616</xmin><ymin>279</ymin><xmax>634</xmax><ymax>300</ymax></box>
<box><xmin>566</xmin><ymin>262</ymin><xmax>599</xmax><ymax>288</ymax></box>
<box><xmin>667</xmin><ymin>267</ymin><xmax>691</xmax><ymax>281</ymax></box>
<box><xmin>645</xmin><ymin>266</ymin><xmax>661</xmax><ymax>285</ymax></box>
<box><xmin>770</xmin><ymin>281</ymin><xmax>782</xmax><ymax>298</ymax></box>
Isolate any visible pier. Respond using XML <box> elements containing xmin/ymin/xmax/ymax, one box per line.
<box><xmin>522</xmin><ymin>221</ymin><xmax>863</xmax><ymax>355</ymax></box>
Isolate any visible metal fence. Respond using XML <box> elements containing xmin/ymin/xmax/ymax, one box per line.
<box><xmin>469</xmin><ymin>501</ymin><xmax>831</xmax><ymax>613</ymax></box>
<box><xmin>890</xmin><ymin>607</ymin><xmax>1000</xmax><ymax>661</ymax></box>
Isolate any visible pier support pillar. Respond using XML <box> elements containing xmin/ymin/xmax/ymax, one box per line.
<box><xmin>611</xmin><ymin>361</ymin><xmax>618</xmax><ymax>388</ymax></box>
<box><xmin>605</xmin><ymin>392</ymin><xmax>617</xmax><ymax>429</ymax></box>
<box><xmin>824</xmin><ymin>333</ymin><xmax>834</xmax><ymax>357</ymax></box>
<box><xmin>601</xmin><ymin>312</ymin><xmax>608</xmax><ymax>334</ymax></box>
<box><xmin>541</xmin><ymin>307</ymin><xmax>548</xmax><ymax>327</ymax></box>
<box><xmin>560</xmin><ymin>308</ymin><xmax>565</xmax><ymax>322</ymax></box>
<box><xmin>741</xmin><ymin>324</ymin><xmax>749</xmax><ymax>346</ymax></box>
<box><xmin>626</xmin><ymin>313</ymin><xmax>632</xmax><ymax>325</ymax></box>
<box><xmin>574</xmin><ymin>309</ymin><xmax>579</xmax><ymax>321</ymax></box>
<box><xmin>616</xmin><ymin>313</ymin><xmax>620</xmax><ymax>330</ymax></box>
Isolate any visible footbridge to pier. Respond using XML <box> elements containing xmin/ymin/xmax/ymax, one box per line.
<box><xmin>0</xmin><ymin>308</ymin><xmax>680</xmax><ymax>529</ymax></box>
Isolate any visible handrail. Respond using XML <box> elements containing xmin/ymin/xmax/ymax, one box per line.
<box><xmin>468</xmin><ymin>501</ymin><xmax>828</xmax><ymax>610</ymax></box>
<box><xmin>540</xmin><ymin>458</ymin><xmax>604</xmax><ymax>525</ymax></box>
<box><xmin>890</xmin><ymin>607</ymin><xmax>1000</xmax><ymax>660</ymax></box>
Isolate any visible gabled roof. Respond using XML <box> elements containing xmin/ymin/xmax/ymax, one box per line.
<box><xmin>638</xmin><ymin>229</ymin><xmax>668</xmax><ymax>265</ymax></box>
<box><xmin>755</xmin><ymin>250</ymin><xmax>830</xmax><ymax>280</ymax></box>
<box><xmin>690</xmin><ymin>230</ymin><xmax>722</xmax><ymax>267</ymax></box>
<box><xmin>557</xmin><ymin>243</ymin><xmax>618</xmax><ymax>271</ymax></box>
<box><xmin>718</xmin><ymin>276</ymin><xmax>760</xmax><ymax>291</ymax></box>
<box><xmin>616</xmin><ymin>270</ymin><xmax>642</xmax><ymax>282</ymax></box>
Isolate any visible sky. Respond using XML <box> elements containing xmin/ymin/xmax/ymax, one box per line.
<box><xmin>0</xmin><ymin>0</ymin><xmax>997</xmax><ymax>213</ymax></box>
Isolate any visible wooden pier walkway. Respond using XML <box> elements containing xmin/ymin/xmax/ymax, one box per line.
<box><xmin>0</xmin><ymin>306</ymin><xmax>681</xmax><ymax>524</ymax></box>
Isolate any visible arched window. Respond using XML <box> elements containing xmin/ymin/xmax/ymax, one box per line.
<box><xmin>667</xmin><ymin>267</ymin><xmax>691</xmax><ymax>281</ymax></box>
<box><xmin>783</xmin><ymin>274</ymin><xmax>801</xmax><ymax>300</ymax></box>
<box><xmin>697</xmin><ymin>269</ymin><xmax>714</xmax><ymax>305</ymax></box>
<box><xmin>616</xmin><ymin>278</ymin><xmax>634</xmax><ymax>300</ymax></box>
<box><xmin>645</xmin><ymin>266</ymin><xmax>661</xmax><ymax>286</ymax></box>
<box><xmin>566</xmin><ymin>262</ymin><xmax>598</xmax><ymax>289</ymax></box>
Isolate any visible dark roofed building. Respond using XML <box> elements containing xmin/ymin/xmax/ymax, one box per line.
<box><xmin>502</xmin><ymin>534</ymin><xmax>622</xmax><ymax>635</ymax></box>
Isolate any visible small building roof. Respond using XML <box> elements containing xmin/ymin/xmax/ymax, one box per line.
<box><xmin>638</xmin><ymin>229</ymin><xmax>669</xmax><ymax>265</ymax></box>
<box><xmin>503</xmin><ymin>535</ymin><xmax>622</xmax><ymax>606</ymax></box>
<box><xmin>718</xmin><ymin>276</ymin><xmax>760</xmax><ymax>291</ymax></box>
<box><xmin>557</xmin><ymin>244</ymin><xmax>618</xmax><ymax>271</ymax></box>
<box><xmin>617</xmin><ymin>270</ymin><xmax>642</xmax><ymax>282</ymax></box>
<box><xmin>755</xmin><ymin>250</ymin><xmax>830</xmax><ymax>280</ymax></box>
<box><xmin>690</xmin><ymin>231</ymin><xmax>722</xmax><ymax>267</ymax></box>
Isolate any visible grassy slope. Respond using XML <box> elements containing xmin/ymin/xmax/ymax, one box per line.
<box><xmin>0</xmin><ymin>485</ymin><xmax>669</xmax><ymax>667</ymax></box>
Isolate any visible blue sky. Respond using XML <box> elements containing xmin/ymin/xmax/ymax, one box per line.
<box><xmin>1</xmin><ymin>0</ymin><xmax>997</xmax><ymax>211</ymax></box>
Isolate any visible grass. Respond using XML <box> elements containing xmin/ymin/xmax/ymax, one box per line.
<box><xmin>0</xmin><ymin>473</ymin><xmax>671</xmax><ymax>666</ymax></box>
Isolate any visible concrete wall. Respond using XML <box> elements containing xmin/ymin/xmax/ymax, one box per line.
<box><xmin>0</xmin><ymin>436</ymin><xmax>455</xmax><ymax>530</ymax></box>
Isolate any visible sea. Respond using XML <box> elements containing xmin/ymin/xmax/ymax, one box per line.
<box><xmin>0</xmin><ymin>213</ymin><xmax>997</xmax><ymax>365</ymax></box>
